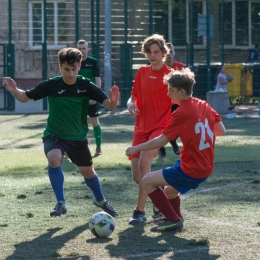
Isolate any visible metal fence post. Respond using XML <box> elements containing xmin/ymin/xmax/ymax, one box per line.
<box><xmin>149</xmin><ymin>0</ymin><xmax>153</xmax><ymax>35</ymax></box>
<box><xmin>189</xmin><ymin>0</ymin><xmax>194</xmax><ymax>69</ymax></box>
<box><xmin>104</xmin><ymin>0</ymin><xmax>112</xmax><ymax>95</ymax></box>
<box><xmin>206</xmin><ymin>0</ymin><xmax>211</xmax><ymax>91</ymax></box>
<box><xmin>7</xmin><ymin>43</ymin><xmax>15</xmax><ymax>111</ymax></box>
<box><xmin>75</xmin><ymin>0</ymin><xmax>79</xmax><ymax>44</ymax></box>
<box><xmin>42</xmin><ymin>0</ymin><xmax>48</xmax><ymax>110</ymax></box>
<box><xmin>7</xmin><ymin>0</ymin><xmax>15</xmax><ymax>111</ymax></box>
<box><xmin>120</xmin><ymin>44</ymin><xmax>132</xmax><ymax>107</ymax></box>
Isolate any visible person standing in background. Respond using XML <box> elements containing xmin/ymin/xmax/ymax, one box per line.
<box><xmin>247</xmin><ymin>44</ymin><xmax>260</xmax><ymax>63</ymax></box>
<box><xmin>77</xmin><ymin>40</ymin><xmax>103</xmax><ymax>156</ymax></box>
<box><xmin>214</xmin><ymin>65</ymin><xmax>234</xmax><ymax>111</ymax></box>
<box><xmin>158</xmin><ymin>42</ymin><xmax>184</xmax><ymax>159</ymax></box>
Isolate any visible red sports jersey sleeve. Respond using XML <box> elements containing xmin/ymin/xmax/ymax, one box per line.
<box><xmin>162</xmin><ymin>97</ymin><xmax>221</xmax><ymax>178</ymax></box>
<box><xmin>172</xmin><ymin>61</ymin><xmax>184</xmax><ymax>70</ymax></box>
<box><xmin>131</xmin><ymin>64</ymin><xmax>172</xmax><ymax>134</ymax></box>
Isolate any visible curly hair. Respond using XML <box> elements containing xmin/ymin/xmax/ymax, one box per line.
<box><xmin>141</xmin><ymin>34</ymin><xmax>169</xmax><ymax>57</ymax></box>
<box><xmin>57</xmin><ymin>48</ymin><xmax>83</xmax><ymax>66</ymax></box>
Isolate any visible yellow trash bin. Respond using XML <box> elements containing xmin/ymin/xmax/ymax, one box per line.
<box><xmin>224</xmin><ymin>63</ymin><xmax>243</xmax><ymax>97</ymax></box>
<box><xmin>240</xmin><ymin>65</ymin><xmax>253</xmax><ymax>96</ymax></box>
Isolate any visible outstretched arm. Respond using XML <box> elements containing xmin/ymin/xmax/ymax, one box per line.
<box><xmin>2</xmin><ymin>77</ymin><xmax>30</xmax><ymax>103</ymax></box>
<box><xmin>102</xmin><ymin>85</ymin><xmax>120</xmax><ymax>110</ymax></box>
<box><xmin>125</xmin><ymin>134</ymin><xmax>169</xmax><ymax>156</ymax></box>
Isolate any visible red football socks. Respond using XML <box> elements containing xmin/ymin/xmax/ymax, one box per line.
<box><xmin>169</xmin><ymin>195</ymin><xmax>181</xmax><ymax>218</ymax></box>
<box><xmin>148</xmin><ymin>188</ymin><xmax>180</xmax><ymax>222</ymax></box>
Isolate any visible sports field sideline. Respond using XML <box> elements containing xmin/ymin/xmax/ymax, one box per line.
<box><xmin>1</xmin><ymin>98</ymin><xmax>259</xmax><ymax>117</ymax></box>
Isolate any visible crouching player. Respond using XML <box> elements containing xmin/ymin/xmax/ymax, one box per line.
<box><xmin>125</xmin><ymin>68</ymin><xmax>226</xmax><ymax>232</ymax></box>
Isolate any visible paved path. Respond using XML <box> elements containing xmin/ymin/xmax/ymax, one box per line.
<box><xmin>229</xmin><ymin>104</ymin><xmax>259</xmax><ymax>118</ymax></box>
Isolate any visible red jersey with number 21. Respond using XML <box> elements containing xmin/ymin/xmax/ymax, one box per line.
<box><xmin>163</xmin><ymin>97</ymin><xmax>221</xmax><ymax>179</ymax></box>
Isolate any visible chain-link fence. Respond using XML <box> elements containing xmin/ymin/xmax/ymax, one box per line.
<box><xmin>0</xmin><ymin>0</ymin><xmax>259</xmax><ymax>110</ymax></box>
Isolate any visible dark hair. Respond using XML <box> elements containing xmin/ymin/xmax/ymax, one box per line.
<box><xmin>141</xmin><ymin>34</ymin><xmax>169</xmax><ymax>57</ymax></box>
<box><xmin>255</xmin><ymin>44</ymin><xmax>259</xmax><ymax>49</ymax></box>
<box><xmin>166</xmin><ymin>42</ymin><xmax>174</xmax><ymax>49</ymax></box>
<box><xmin>57</xmin><ymin>48</ymin><xmax>82</xmax><ymax>66</ymax></box>
<box><xmin>163</xmin><ymin>68</ymin><xmax>195</xmax><ymax>95</ymax></box>
<box><xmin>215</xmin><ymin>66</ymin><xmax>224</xmax><ymax>81</ymax></box>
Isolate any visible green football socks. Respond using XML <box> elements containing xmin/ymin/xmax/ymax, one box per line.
<box><xmin>93</xmin><ymin>125</ymin><xmax>102</xmax><ymax>150</ymax></box>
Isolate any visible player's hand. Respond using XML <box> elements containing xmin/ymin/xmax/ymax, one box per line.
<box><xmin>125</xmin><ymin>146</ymin><xmax>138</xmax><ymax>157</ymax></box>
<box><xmin>89</xmin><ymin>99</ymin><xmax>96</xmax><ymax>105</ymax></box>
<box><xmin>127</xmin><ymin>102</ymin><xmax>139</xmax><ymax>116</ymax></box>
<box><xmin>108</xmin><ymin>85</ymin><xmax>120</xmax><ymax>103</ymax></box>
<box><xmin>2</xmin><ymin>77</ymin><xmax>17</xmax><ymax>93</ymax></box>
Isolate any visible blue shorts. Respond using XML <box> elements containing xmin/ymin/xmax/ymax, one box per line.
<box><xmin>162</xmin><ymin>159</ymin><xmax>208</xmax><ymax>194</ymax></box>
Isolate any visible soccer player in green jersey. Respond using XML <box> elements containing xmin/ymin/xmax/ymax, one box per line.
<box><xmin>2</xmin><ymin>47</ymin><xmax>120</xmax><ymax>217</ymax></box>
<box><xmin>77</xmin><ymin>39</ymin><xmax>103</xmax><ymax>156</ymax></box>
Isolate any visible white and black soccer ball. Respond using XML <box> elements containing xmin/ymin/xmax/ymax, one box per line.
<box><xmin>226</xmin><ymin>73</ymin><xmax>234</xmax><ymax>82</ymax></box>
<box><xmin>89</xmin><ymin>212</ymin><xmax>115</xmax><ymax>238</ymax></box>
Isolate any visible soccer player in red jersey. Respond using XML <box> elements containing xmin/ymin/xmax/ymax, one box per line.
<box><xmin>165</xmin><ymin>42</ymin><xmax>184</xmax><ymax>70</ymax></box>
<box><xmin>126</xmin><ymin>68</ymin><xmax>226</xmax><ymax>231</ymax></box>
<box><xmin>159</xmin><ymin>42</ymin><xmax>184</xmax><ymax>158</ymax></box>
<box><xmin>126</xmin><ymin>34</ymin><xmax>172</xmax><ymax>224</ymax></box>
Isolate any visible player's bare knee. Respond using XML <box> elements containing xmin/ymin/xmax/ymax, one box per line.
<box><xmin>164</xmin><ymin>186</ymin><xmax>179</xmax><ymax>198</ymax></box>
<box><xmin>47</xmin><ymin>152</ymin><xmax>62</xmax><ymax>168</ymax></box>
<box><xmin>138</xmin><ymin>163</ymin><xmax>149</xmax><ymax>176</ymax></box>
<box><xmin>142</xmin><ymin>174</ymin><xmax>151</xmax><ymax>191</ymax></box>
<box><xmin>78</xmin><ymin>166</ymin><xmax>95</xmax><ymax>178</ymax></box>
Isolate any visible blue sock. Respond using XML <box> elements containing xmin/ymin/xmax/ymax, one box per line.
<box><xmin>48</xmin><ymin>166</ymin><xmax>65</xmax><ymax>202</ymax></box>
<box><xmin>84</xmin><ymin>174</ymin><xmax>104</xmax><ymax>202</ymax></box>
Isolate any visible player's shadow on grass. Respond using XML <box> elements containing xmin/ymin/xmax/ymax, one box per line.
<box><xmin>6</xmin><ymin>224</ymin><xmax>90</xmax><ymax>260</ymax></box>
<box><xmin>105</xmin><ymin>225</ymin><xmax>220</xmax><ymax>260</ymax></box>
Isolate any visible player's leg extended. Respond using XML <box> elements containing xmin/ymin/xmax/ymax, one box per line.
<box><xmin>136</xmin><ymin>149</ymin><xmax>157</xmax><ymax>211</ymax></box>
<box><xmin>129</xmin><ymin>158</ymin><xmax>147</xmax><ymax>224</ymax></box>
<box><xmin>46</xmin><ymin>148</ymin><xmax>67</xmax><ymax>217</ymax></box>
<box><xmin>79</xmin><ymin>166</ymin><xmax>118</xmax><ymax>217</ymax></box>
<box><xmin>129</xmin><ymin>150</ymin><xmax>157</xmax><ymax>224</ymax></box>
<box><xmin>142</xmin><ymin>170</ymin><xmax>179</xmax><ymax>220</ymax></box>
<box><xmin>143</xmin><ymin>171</ymin><xmax>183</xmax><ymax>231</ymax></box>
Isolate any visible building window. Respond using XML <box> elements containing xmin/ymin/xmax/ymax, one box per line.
<box><xmin>251</xmin><ymin>2</ymin><xmax>260</xmax><ymax>45</ymax></box>
<box><xmin>172</xmin><ymin>0</ymin><xmax>186</xmax><ymax>46</ymax></box>
<box><xmin>28</xmin><ymin>2</ymin><xmax>66</xmax><ymax>50</ymax></box>
<box><xmin>219</xmin><ymin>2</ymin><xmax>232</xmax><ymax>45</ymax></box>
<box><xmin>219</xmin><ymin>1</ymin><xmax>260</xmax><ymax>47</ymax></box>
<box><xmin>235</xmin><ymin>1</ymin><xmax>249</xmax><ymax>46</ymax></box>
<box><xmin>154</xmin><ymin>0</ymin><xmax>203</xmax><ymax>47</ymax></box>
<box><xmin>154</xmin><ymin>1</ymin><xmax>169</xmax><ymax>40</ymax></box>
<box><xmin>192</xmin><ymin>1</ymin><xmax>203</xmax><ymax>45</ymax></box>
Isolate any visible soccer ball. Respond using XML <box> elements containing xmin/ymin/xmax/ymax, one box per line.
<box><xmin>89</xmin><ymin>212</ymin><xmax>115</xmax><ymax>238</ymax></box>
<box><xmin>226</xmin><ymin>73</ymin><xmax>234</xmax><ymax>82</ymax></box>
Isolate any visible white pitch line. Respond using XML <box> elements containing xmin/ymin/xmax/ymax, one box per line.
<box><xmin>182</xmin><ymin>181</ymin><xmax>251</xmax><ymax>199</ymax></box>
<box><xmin>118</xmin><ymin>181</ymin><xmax>257</xmax><ymax>260</ymax></box>
<box><xmin>181</xmin><ymin>180</ymin><xmax>260</xmax><ymax>232</ymax></box>
<box><xmin>119</xmin><ymin>247</ymin><xmax>208</xmax><ymax>259</ymax></box>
